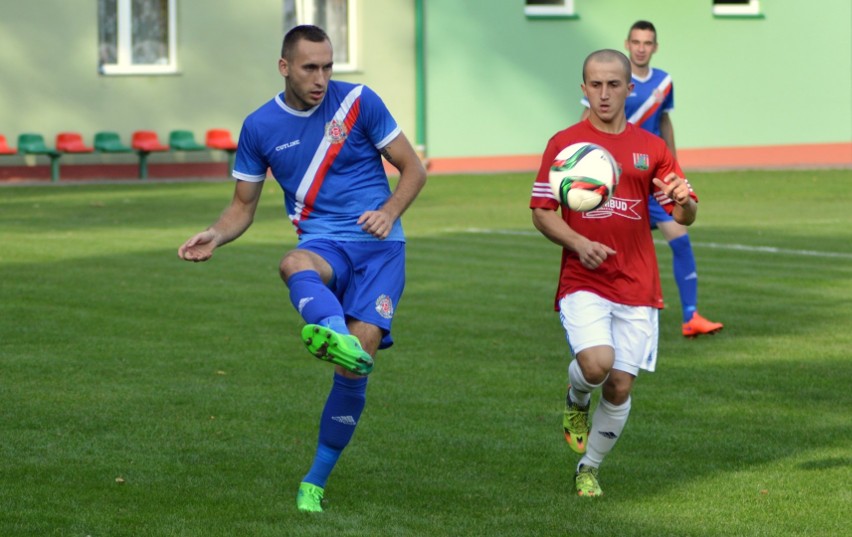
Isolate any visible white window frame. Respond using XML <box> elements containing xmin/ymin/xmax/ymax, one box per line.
<box><xmin>100</xmin><ymin>0</ymin><xmax>178</xmax><ymax>75</ymax></box>
<box><xmin>524</xmin><ymin>0</ymin><xmax>576</xmax><ymax>17</ymax></box>
<box><xmin>286</xmin><ymin>0</ymin><xmax>358</xmax><ymax>72</ymax></box>
<box><xmin>713</xmin><ymin>0</ymin><xmax>761</xmax><ymax>16</ymax></box>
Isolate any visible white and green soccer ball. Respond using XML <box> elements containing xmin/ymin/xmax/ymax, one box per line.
<box><xmin>549</xmin><ymin>142</ymin><xmax>620</xmax><ymax>212</ymax></box>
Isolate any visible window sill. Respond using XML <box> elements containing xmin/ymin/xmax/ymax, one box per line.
<box><xmin>99</xmin><ymin>65</ymin><xmax>180</xmax><ymax>76</ymax></box>
<box><xmin>712</xmin><ymin>13</ymin><xmax>765</xmax><ymax>19</ymax></box>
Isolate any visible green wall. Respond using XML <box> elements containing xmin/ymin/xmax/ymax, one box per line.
<box><xmin>422</xmin><ymin>0</ymin><xmax>852</xmax><ymax>158</ymax></box>
<box><xmin>1</xmin><ymin>1</ymin><xmax>849</xmax><ymax>166</ymax></box>
<box><xmin>0</xmin><ymin>1</ymin><xmax>416</xmax><ymax>152</ymax></box>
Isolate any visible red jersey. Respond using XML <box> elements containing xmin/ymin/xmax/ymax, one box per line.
<box><xmin>529</xmin><ymin>120</ymin><xmax>697</xmax><ymax>310</ymax></box>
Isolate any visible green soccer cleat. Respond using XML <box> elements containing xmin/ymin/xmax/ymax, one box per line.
<box><xmin>301</xmin><ymin>324</ymin><xmax>374</xmax><ymax>375</ymax></box>
<box><xmin>296</xmin><ymin>482</ymin><xmax>325</xmax><ymax>513</ymax></box>
<box><xmin>575</xmin><ymin>464</ymin><xmax>603</xmax><ymax>497</ymax></box>
<box><xmin>563</xmin><ymin>389</ymin><xmax>590</xmax><ymax>454</ymax></box>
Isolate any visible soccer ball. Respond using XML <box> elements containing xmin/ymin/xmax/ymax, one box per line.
<box><xmin>549</xmin><ymin>142</ymin><xmax>619</xmax><ymax>212</ymax></box>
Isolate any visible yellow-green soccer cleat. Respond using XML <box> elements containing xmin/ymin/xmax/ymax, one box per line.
<box><xmin>563</xmin><ymin>389</ymin><xmax>590</xmax><ymax>454</ymax></box>
<box><xmin>296</xmin><ymin>482</ymin><xmax>325</xmax><ymax>513</ymax></box>
<box><xmin>301</xmin><ymin>324</ymin><xmax>374</xmax><ymax>375</ymax></box>
<box><xmin>575</xmin><ymin>464</ymin><xmax>602</xmax><ymax>497</ymax></box>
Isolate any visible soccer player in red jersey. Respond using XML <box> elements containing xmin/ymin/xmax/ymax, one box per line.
<box><xmin>530</xmin><ymin>49</ymin><xmax>698</xmax><ymax>497</ymax></box>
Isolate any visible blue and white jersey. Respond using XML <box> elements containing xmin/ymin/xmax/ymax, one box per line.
<box><xmin>580</xmin><ymin>67</ymin><xmax>674</xmax><ymax>136</ymax></box>
<box><xmin>233</xmin><ymin>80</ymin><xmax>403</xmax><ymax>242</ymax></box>
<box><xmin>624</xmin><ymin>68</ymin><xmax>674</xmax><ymax>137</ymax></box>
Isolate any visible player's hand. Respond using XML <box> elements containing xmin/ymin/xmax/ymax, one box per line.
<box><xmin>653</xmin><ymin>173</ymin><xmax>691</xmax><ymax>206</ymax></box>
<box><xmin>576</xmin><ymin>237</ymin><xmax>616</xmax><ymax>270</ymax></box>
<box><xmin>178</xmin><ymin>230</ymin><xmax>217</xmax><ymax>262</ymax></box>
<box><xmin>357</xmin><ymin>210</ymin><xmax>394</xmax><ymax>239</ymax></box>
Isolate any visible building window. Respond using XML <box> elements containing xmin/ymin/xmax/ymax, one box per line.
<box><xmin>524</xmin><ymin>0</ymin><xmax>576</xmax><ymax>18</ymax></box>
<box><xmin>284</xmin><ymin>0</ymin><xmax>357</xmax><ymax>72</ymax></box>
<box><xmin>713</xmin><ymin>0</ymin><xmax>762</xmax><ymax>16</ymax></box>
<box><xmin>98</xmin><ymin>0</ymin><xmax>177</xmax><ymax>75</ymax></box>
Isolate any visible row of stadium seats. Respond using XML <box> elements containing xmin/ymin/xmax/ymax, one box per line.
<box><xmin>0</xmin><ymin>129</ymin><xmax>238</xmax><ymax>182</ymax></box>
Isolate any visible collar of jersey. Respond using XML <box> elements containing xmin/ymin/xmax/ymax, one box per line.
<box><xmin>275</xmin><ymin>92</ymin><xmax>320</xmax><ymax>117</ymax></box>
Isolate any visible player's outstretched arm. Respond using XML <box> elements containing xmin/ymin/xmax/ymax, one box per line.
<box><xmin>531</xmin><ymin>207</ymin><xmax>616</xmax><ymax>270</ymax></box>
<box><xmin>178</xmin><ymin>180</ymin><xmax>264</xmax><ymax>262</ymax></box>
<box><xmin>358</xmin><ymin>132</ymin><xmax>427</xmax><ymax>239</ymax></box>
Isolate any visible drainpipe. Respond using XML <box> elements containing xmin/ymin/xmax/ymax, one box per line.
<box><xmin>415</xmin><ymin>0</ymin><xmax>426</xmax><ymax>161</ymax></box>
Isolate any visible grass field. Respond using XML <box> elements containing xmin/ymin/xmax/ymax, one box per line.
<box><xmin>1</xmin><ymin>169</ymin><xmax>850</xmax><ymax>536</ymax></box>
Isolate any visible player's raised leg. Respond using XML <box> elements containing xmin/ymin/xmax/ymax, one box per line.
<box><xmin>283</xmin><ymin>250</ymin><xmax>374</xmax><ymax>375</ymax></box>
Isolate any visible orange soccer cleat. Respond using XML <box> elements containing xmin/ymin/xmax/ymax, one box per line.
<box><xmin>682</xmin><ymin>312</ymin><xmax>724</xmax><ymax>338</ymax></box>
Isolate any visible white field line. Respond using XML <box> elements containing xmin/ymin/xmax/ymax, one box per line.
<box><xmin>454</xmin><ymin>228</ymin><xmax>852</xmax><ymax>260</ymax></box>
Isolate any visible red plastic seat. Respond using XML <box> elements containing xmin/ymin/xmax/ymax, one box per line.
<box><xmin>56</xmin><ymin>132</ymin><xmax>94</xmax><ymax>153</ymax></box>
<box><xmin>0</xmin><ymin>134</ymin><xmax>16</xmax><ymax>155</ymax></box>
<box><xmin>205</xmin><ymin>129</ymin><xmax>238</xmax><ymax>150</ymax></box>
<box><xmin>131</xmin><ymin>130</ymin><xmax>169</xmax><ymax>152</ymax></box>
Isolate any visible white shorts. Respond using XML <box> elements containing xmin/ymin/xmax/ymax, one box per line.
<box><xmin>558</xmin><ymin>291</ymin><xmax>659</xmax><ymax>375</ymax></box>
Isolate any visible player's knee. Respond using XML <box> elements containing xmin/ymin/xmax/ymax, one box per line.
<box><xmin>602</xmin><ymin>373</ymin><xmax>634</xmax><ymax>404</ymax></box>
<box><xmin>576</xmin><ymin>347</ymin><xmax>614</xmax><ymax>384</ymax></box>
<box><xmin>279</xmin><ymin>250</ymin><xmax>318</xmax><ymax>280</ymax></box>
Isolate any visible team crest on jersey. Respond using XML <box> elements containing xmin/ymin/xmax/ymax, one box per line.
<box><xmin>653</xmin><ymin>88</ymin><xmax>665</xmax><ymax>103</ymax></box>
<box><xmin>633</xmin><ymin>153</ymin><xmax>649</xmax><ymax>170</ymax></box>
<box><xmin>324</xmin><ymin>119</ymin><xmax>348</xmax><ymax>144</ymax></box>
<box><xmin>375</xmin><ymin>294</ymin><xmax>394</xmax><ymax>319</ymax></box>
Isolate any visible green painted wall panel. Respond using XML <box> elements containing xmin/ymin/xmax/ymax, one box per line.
<box><xmin>422</xmin><ymin>0</ymin><xmax>852</xmax><ymax>158</ymax></box>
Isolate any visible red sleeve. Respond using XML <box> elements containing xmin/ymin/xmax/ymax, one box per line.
<box><xmin>651</xmin><ymin>143</ymin><xmax>698</xmax><ymax>214</ymax></box>
<box><xmin>530</xmin><ymin>135</ymin><xmax>561</xmax><ymax>211</ymax></box>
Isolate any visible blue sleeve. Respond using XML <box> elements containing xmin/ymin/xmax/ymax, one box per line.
<box><xmin>360</xmin><ymin>85</ymin><xmax>401</xmax><ymax>149</ymax></box>
<box><xmin>232</xmin><ymin>117</ymin><xmax>268</xmax><ymax>179</ymax></box>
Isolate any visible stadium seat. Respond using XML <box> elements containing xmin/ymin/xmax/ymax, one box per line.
<box><xmin>205</xmin><ymin>129</ymin><xmax>238</xmax><ymax>176</ymax></box>
<box><xmin>131</xmin><ymin>130</ymin><xmax>169</xmax><ymax>179</ymax></box>
<box><xmin>56</xmin><ymin>132</ymin><xmax>94</xmax><ymax>153</ymax></box>
<box><xmin>169</xmin><ymin>130</ymin><xmax>206</xmax><ymax>151</ymax></box>
<box><xmin>205</xmin><ymin>129</ymin><xmax>238</xmax><ymax>151</ymax></box>
<box><xmin>0</xmin><ymin>134</ymin><xmax>17</xmax><ymax>155</ymax></box>
<box><xmin>93</xmin><ymin>131</ymin><xmax>132</xmax><ymax>153</ymax></box>
<box><xmin>131</xmin><ymin>130</ymin><xmax>169</xmax><ymax>152</ymax></box>
<box><xmin>17</xmin><ymin>133</ymin><xmax>62</xmax><ymax>181</ymax></box>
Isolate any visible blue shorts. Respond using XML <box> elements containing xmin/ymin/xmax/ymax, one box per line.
<box><xmin>298</xmin><ymin>238</ymin><xmax>406</xmax><ymax>349</ymax></box>
<box><xmin>648</xmin><ymin>195</ymin><xmax>673</xmax><ymax>229</ymax></box>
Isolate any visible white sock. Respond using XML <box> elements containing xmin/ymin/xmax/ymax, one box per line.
<box><xmin>579</xmin><ymin>396</ymin><xmax>631</xmax><ymax>469</ymax></box>
<box><xmin>567</xmin><ymin>359</ymin><xmax>601</xmax><ymax>407</ymax></box>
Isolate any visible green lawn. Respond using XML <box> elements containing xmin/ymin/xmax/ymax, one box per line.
<box><xmin>1</xmin><ymin>170</ymin><xmax>850</xmax><ymax>536</ymax></box>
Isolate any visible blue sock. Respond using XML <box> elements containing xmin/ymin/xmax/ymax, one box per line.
<box><xmin>669</xmin><ymin>234</ymin><xmax>698</xmax><ymax>322</ymax></box>
<box><xmin>303</xmin><ymin>373</ymin><xmax>368</xmax><ymax>488</ymax></box>
<box><xmin>286</xmin><ymin>270</ymin><xmax>349</xmax><ymax>334</ymax></box>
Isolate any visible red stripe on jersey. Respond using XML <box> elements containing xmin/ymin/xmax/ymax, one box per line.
<box><xmin>635</xmin><ymin>84</ymin><xmax>671</xmax><ymax>127</ymax></box>
<box><xmin>297</xmin><ymin>97</ymin><xmax>363</xmax><ymax>222</ymax></box>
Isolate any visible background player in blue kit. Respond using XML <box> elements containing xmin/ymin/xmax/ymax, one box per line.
<box><xmin>582</xmin><ymin>20</ymin><xmax>723</xmax><ymax>338</ymax></box>
<box><xmin>178</xmin><ymin>25</ymin><xmax>427</xmax><ymax>513</ymax></box>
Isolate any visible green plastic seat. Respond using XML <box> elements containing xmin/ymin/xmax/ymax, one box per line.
<box><xmin>16</xmin><ymin>133</ymin><xmax>61</xmax><ymax>181</ymax></box>
<box><xmin>169</xmin><ymin>130</ymin><xmax>206</xmax><ymax>151</ymax></box>
<box><xmin>94</xmin><ymin>131</ymin><xmax>132</xmax><ymax>153</ymax></box>
<box><xmin>17</xmin><ymin>133</ymin><xmax>60</xmax><ymax>156</ymax></box>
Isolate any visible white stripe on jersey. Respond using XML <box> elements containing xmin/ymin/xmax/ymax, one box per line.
<box><xmin>531</xmin><ymin>182</ymin><xmax>557</xmax><ymax>201</ymax></box>
<box><xmin>290</xmin><ymin>85</ymin><xmax>365</xmax><ymax>225</ymax></box>
<box><xmin>627</xmin><ymin>74</ymin><xmax>672</xmax><ymax>125</ymax></box>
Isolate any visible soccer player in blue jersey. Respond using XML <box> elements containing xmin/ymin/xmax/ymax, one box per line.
<box><xmin>178</xmin><ymin>25</ymin><xmax>427</xmax><ymax>513</ymax></box>
<box><xmin>581</xmin><ymin>20</ymin><xmax>723</xmax><ymax>338</ymax></box>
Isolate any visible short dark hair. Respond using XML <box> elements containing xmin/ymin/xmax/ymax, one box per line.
<box><xmin>582</xmin><ymin>49</ymin><xmax>631</xmax><ymax>83</ymax></box>
<box><xmin>628</xmin><ymin>20</ymin><xmax>657</xmax><ymax>41</ymax></box>
<box><xmin>281</xmin><ymin>24</ymin><xmax>330</xmax><ymax>59</ymax></box>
